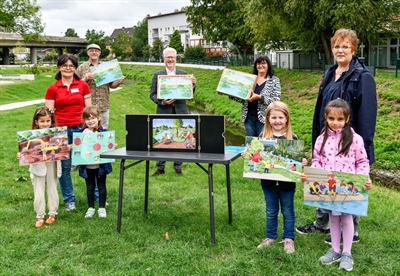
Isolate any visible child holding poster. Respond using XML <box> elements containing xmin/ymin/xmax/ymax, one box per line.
<box><xmin>301</xmin><ymin>99</ymin><xmax>372</xmax><ymax>271</ymax></box>
<box><xmin>78</xmin><ymin>107</ymin><xmax>115</xmax><ymax>218</ymax></box>
<box><xmin>17</xmin><ymin>106</ymin><xmax>61</xmax><ymax>227</ymax></box>
<box><xmin>256</xmin><ymin>101</ymin><xmax>298</xmax><ymax>254</ymax></box>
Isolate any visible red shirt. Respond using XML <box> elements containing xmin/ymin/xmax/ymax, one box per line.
<box><xmin>45</xmin><ymin>78</ymin><xmax>91</xmax><ymax>127</ymax></box>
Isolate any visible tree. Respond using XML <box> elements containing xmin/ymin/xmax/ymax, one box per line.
<box><xmin>131</xmin><ymin>17</ymin><xmax>148</xmax><ymax>57</ymax></box>
<box><xmin>142</xmin><ymin>44</ymin><xmax>151</xmax><ymax>59</ymax></box>
<box><xmin>64</xmin><ymin>28</ymin><xmax>80</xmax><ymax>54</ymax></box>
<box><xmin>169</xmin><ymin>30</ymin><xmax>184</xmax><ymax>53</ymax></box>
<box><xmin>64</xmin><ymin>28</ymin><xmax>78</xmax><ymax>37</ymax></box>
<box><xmin>186</xmin><ymin>0</ymin><xmax>254</xmax><ymax>55</ymax></box>
<box><xmin>150</xmin><ymin>38</ymin><xmax>164</xmax><ymax>61</ymax></box>
<box><xmin>0</xmin><ymin>0</ymin><xmax>44</xmax><ymax>40</ymax></box>
<box><xmin>110</xmin><ymin>32</ymin><xmax>133</xmax><ymax>60</ymax></box>
<box><xmin>184</xmin><ymin>45</ymin><xmax>206</xmax><ymax>58</ymax></box>
<box><xmin>245</xmin><ymin>0</ymin><xmax>400</xmax><ymax>58</ymax></box>
<box><xmin>83</xmin><ymin>29</ymin><xmax>110</xmax><ymax>59</ymax></box>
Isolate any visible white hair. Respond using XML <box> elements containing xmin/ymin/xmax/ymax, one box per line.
<box><xmin>163</xmin><ymin>47</ymin><xmax>177</xmax><ymax>57</ymax></box>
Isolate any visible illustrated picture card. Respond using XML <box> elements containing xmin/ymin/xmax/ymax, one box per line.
<box><xmin>243</xmin><ymin>136</ymin><xmax>304</xmax><ymax>182</ymax></box>
<box><xmin>157</xmin><ymin>75</ymin><xmax>193</xmax><ymax>100</ymax></box>
<box><xmin>90</xmin><ymin>59</ymin><xmax>123</xmax><ymax>87</ymax></box>
<box><xmin>303</xmin><ymin>167</ymin><xmax>369</xmax><ymax>216</ymax></box>
<box><xmin>72</xmin><ymin>131</ymin><xmax>115</xmax><ymax>165</ymax></box>
<box><xmin>151</xmin><ymin>118</ymin><xmax>197</xmax><ymax>150</ymax></box>
<box><xmin>17</xmin><ymin>127</ymin><xmax>69</xmax><ymax>166</ymax></box>
<box><xmin>216</xmin><ymin>68</ymin><xmax>257</xmax><ymax>100</ymax></box>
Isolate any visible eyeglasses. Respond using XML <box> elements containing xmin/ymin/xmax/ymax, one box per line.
<box><xmin>332</xmin><ymin>46</ymin><xmax>351</xmax><ymax>50</ymax></box>
<box><xmin>257</xmin><ymin>61</ymin><xmax>267</xmax><ymax>67</ymax></box>
<box><xmin>164</xmin><ymin>56</ymin><xmax>176</xmax><ymax>60</ymax></box>
<box><xmin>60</xmin><ymin>65</ymin><xmax>76</xmax><ymax>69</ymax></box>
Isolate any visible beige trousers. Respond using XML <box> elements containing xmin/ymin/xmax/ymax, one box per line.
<box><xmin>32</xmin><ymin>162</ymin><xmax>59</xmax><ymax>218</ymax></box>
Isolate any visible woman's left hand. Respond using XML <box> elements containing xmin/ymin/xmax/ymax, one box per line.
<box><xmin>247</xmin><ymin>90</ymin><xmax>260</xmax><ymax>102</ymax></box>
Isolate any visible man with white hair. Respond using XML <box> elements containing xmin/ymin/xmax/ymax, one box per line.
<box><xmin>149</xmin><ymin>47</ymin><xmax>197</xmax><ymax>176</ymax></box>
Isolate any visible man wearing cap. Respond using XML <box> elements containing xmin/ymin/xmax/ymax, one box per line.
<box><xmin>149</xmin><ymin>47</ymin><xmax>197</xmax><ymax>176</ymax></box>
<box><xmin>76</xmin><ymin>43</ymin><xmax>125</xmax><ymax>129</ymax></box>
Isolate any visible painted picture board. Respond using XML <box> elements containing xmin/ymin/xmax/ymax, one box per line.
<box><xmin>303</xmin><ymin>167</ymin><xmax>369</xmax><ymax>216</ymax></box>
<box><xmin>17</xmin><ymin>127</ymin><xmax>69</xmax><ymax>166</ymax></box>
<box><xmin>151</xmin><ymin>118</ymin><xmax>197</xmax><ymax>150</ymax></box>
<box><xmin>90</xmin><ymin>59</ymin><xmax>123</xmax><ymax>87</ymax></box>
<box><xmin>216</xmin><ymin>68</ymin><xmax>257</xmax><ymax>100</ymax></box>
<box><xmin>157</xmin><ymin>75</ymin><xmax>193</xmax><ymax>100</ymax></box>
<box><xmin>72</xmin><ymin>131</ymin><xmax>115</xmax><ymax>165</ymax></box>
<box><xmin>243</xmin><ymin>136</ymin><xmax>304</xmax><ymax>182</ymax></box>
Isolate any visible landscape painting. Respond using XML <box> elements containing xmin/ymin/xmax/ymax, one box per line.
<box><xmin>303</xmin><ymin>167</ymin><xmax>369</xmax><ymax>216</ymax></box>
<box><xmin>243</xmin><ymin>136</ymin><xmax>304</xmax><ymax>182</ymax></box>
<box><xmin>157</xmin><ymin>75</ymin><xmax>193</xmax><ymax>100</ymax></box>
<box><xmin>72</xmin><ymin>131</ymin><xmax>115</xmax><ymax>165</ymax></box>
<box><xmin>90</xmin><ymin>59</ymin><xmax>123</xmax><ymax>87</ymax></box>
<box><xmin>17</xmin><ymin>127</ymin><xmax>69</xmax><ymax>166</ymax></box>
<box><xmin>151</xmin><ymin>118</ymin><xmax>196</xmax><ymax>150</ymax></box>
<box><xmin>216</xmin><ymin>68</ymin><xmax>257</xmax><ymax>100</ymax></box>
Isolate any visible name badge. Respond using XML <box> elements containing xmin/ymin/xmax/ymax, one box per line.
<box><xmin>71</xmin><ymin>88</ymin><xmax>79</xmax><ymax>93</ymax></box>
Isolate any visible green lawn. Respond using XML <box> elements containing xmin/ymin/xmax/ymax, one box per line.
<box><xmin>0</xmin><ymin>64</ymin><xmax>399</xmax><ymax>275</ymax></box>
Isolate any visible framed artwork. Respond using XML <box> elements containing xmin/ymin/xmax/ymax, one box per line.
<box><xmin>90</xmin><ymin>59</ymin><xmax>123</xmax><ymax>87</ymax></box>
<box><xmin>157</xmin><ymin>75</ymin><xmax>193</xmax><ymax>100</ymax></box>
<box><xmin>126</xmin><ymin>114</ymin><xmax>225</xmax><ymax>154</ymax></box>
<box><xmin>243</xmin><ymin>136</ymin><xmax>304</xmax><ymax>182</ymax></box>
<box><xmin>303</xmin><ymin>167</ymin><xmax>369</xmax><ymax>216</ymax></box>
<box><xmin>216</xmin><ymin>68</ymin><xmax>257</xmax><ymax>100</ymax></box>
<box><xmin>17</xmin><ymin>127</ymin><xmax>69</xmax><ymax>166</ymax></box>
<box><xmin>72</xmin><ymin>131</ymin><xmax>115</xmax><ymax>165</ymax></box>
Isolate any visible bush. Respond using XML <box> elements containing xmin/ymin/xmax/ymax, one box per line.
<box><xmin>184</xmin><ymin>45</ymin><xmax>207</xmax><ymax>58</ymax></box>
<box><xmin>24</xmin><ymin>61</ymin><xmax>52</xmax><ymax>75</ymax></box>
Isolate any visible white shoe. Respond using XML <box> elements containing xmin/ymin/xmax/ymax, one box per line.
<box><xmin>85</xmin><ymin>208</ymin><xmax>95</xmax><ymax>218</ymax></box>
<box><xmin>98</xmin><ymin>208</ymin><xmax>107</xmax><ymax>218</ymax></box>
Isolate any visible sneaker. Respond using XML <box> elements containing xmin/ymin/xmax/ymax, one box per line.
<box><xmin>339</xmin><ymin>252</ymin><xmax>354</xmax><ymax>271</ymax></box>
<box><xmin>98</xmin><ymin>208</ymin><xmax>107</xmax><ymax>218</ymax></box>
<box><xmin>283</xmin><ymin>238</ymin><xmax>295</xmax><ymax>254</ymax></box>
<box><xmin>45</xmin><ymin>215</ymin><xmax>56</xmax><ymax>225</ymax></box>
<box><xmin>296</xmin><ymin>222</ymin><xmax>330</xmax><ymax>234</ymax></box>
<box><xmin>85</xmin><ymin>208</ymin><xmax>96</xmax><ymax>218</ymax></box>
<box><xmin>66</xmin><ymin>202</ymin><xmax>76</xmax><ymax>211</ymax></box>
<box><xmin>152</xmin><ymin>168</ymin><xmax>165</xmax><ymax>176</ymax></box>
<box><xmin>35</xmin><ymin>218</ymin><xmax>45</xmax><ymax>227</ymax></box>
<box><xmin>257</xmin><ymin>238</ymin><xmax>276</xmax><ymax>249</ymax></box>
<box><xmin>319</xmin><ymin>248</ymin><xmax>342</xmax><ymax>265</ymax></box>
<box><xmin>325</xmin><ymin>235</ymin><xmax>359</xmax><ymax>245</ymax></box>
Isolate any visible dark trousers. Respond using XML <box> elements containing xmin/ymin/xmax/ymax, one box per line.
<box><xmin>85</xmin><ymin>169</ymin><xmax>107</xmax><ymax>208</ymax></box>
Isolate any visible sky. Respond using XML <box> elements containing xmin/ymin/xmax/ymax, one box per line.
<box><xmin>37</xmin><ymin>0</ymin><xmax>192</xmax><ymax>38</ymax></box>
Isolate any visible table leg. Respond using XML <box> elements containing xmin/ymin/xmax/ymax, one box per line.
<box><xmin>117</xmin><ymin>159</ymin><xmax>126</xmax><ymax>233</ymax></box>
<box><xmin>208</xmin><ymin>163</ymin><xmax>215</xmax><ymax>245</ymax></box>
<box><xmin>145</xmin><ymin>160</ymin><xmax>149</xmax><ymax>213</ymax></box>
<box><xmin>225</xmin><ymin>164</ymin><xmax>232</xmax><ymax>224</ymax></box>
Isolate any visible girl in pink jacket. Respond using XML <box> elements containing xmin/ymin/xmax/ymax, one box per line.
<box><xmin>303</xmin><ymin>98</ymin><xmax>372</xmax><ymax>271</ymax></box>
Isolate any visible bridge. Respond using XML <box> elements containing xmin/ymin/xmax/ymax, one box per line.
<box><xmin>0</xmin><ymin>33</ymin><xmax>87</xmax><ymax>65</ymax></box>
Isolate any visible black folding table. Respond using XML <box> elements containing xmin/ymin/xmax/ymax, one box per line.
<box><xmin>100</xmin><ymin>148</ymin><xmax>241</xmax><ymax>245</ymax></box>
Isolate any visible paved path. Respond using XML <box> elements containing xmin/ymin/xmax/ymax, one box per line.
<box><xmin>0</xmin><ymin>62</ymin><xmax>224</xmax><ymax>111</ymax></box>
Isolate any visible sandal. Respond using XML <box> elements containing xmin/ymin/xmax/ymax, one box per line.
<box><xmin>35</xmin><ymin>218</ymin><xmax>45</xmax><ymax>227</ymax></box>
<box><xmin>45</xmin><ymin>215</ymin><xmax>56</xmax><ymax>225</ymax></box>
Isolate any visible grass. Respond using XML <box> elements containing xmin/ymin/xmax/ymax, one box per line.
<box><xmin>0</xmin><ymin>64</ymin><xmax>399</xmax><ymax>275</ymax></box>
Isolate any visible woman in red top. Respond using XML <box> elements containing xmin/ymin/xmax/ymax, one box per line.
<box><xmin>45</xmin><ymin>54</ymin><xmax>91</xmax><ymax>211</ymax></box>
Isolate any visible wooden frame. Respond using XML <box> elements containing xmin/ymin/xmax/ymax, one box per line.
<box><xmin>157</xmin><ymin>75</ymin><xmax>193</xmax><ymax>100</ymax></box>
<box><xmin>216</xmin><ymin>68</ymin><xmax>257</xmax><ymax>100</ymax></box>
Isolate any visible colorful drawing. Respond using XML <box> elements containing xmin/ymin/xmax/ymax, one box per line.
<box><xmin>216</xmin><ymin>68</ymin><xmax>257</xmax><ymax>100</ymax></box>
<box><xmin>303</xmin><ymin>167</ymin><xmax>369</xmax><ymax>216</ymax></box>
<box><xmin>72</xmin><ymin>131</ymin><xmax>115</xmax><ymax>165</ymax></box>
<box><xmin>243</xmin><ymin>136</ymin><xmax>304</xmax><ymax>181</ymax></box>
<box><xmin>90</xmin><ymin>59</ymin><xmax>123</xmax><ymax>87</ymax></box>
<box><xmin>157</xmin><ymin>75</ymin><xmax>193</xmax><ymax>99</ymax></box>
<box><xmin>151</xmin><ymin>118</ymin><xmax>196</xmax><ymax>150</ymax></box>
<box><xmin>17</xmin><ymin>127</ymin><xmax>69</xmax><ymax>166</ymax></box>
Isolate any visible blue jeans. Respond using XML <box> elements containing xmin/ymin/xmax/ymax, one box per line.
<box><xmin>59</xmin><ymin>126</ymin><xmax>79</xmax><ymax>204</ymax></box>
<box><xmin>244</xmin><ymin>114</ymin><xmax>264</xmax><ymax>137</ymax></box>
<box><xmin>262</xmin><ymin>186</ymin><xmax>295</xmax><ymax>240</ymax></box>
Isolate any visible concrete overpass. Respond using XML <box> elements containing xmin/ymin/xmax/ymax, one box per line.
<box><xmin>0</xmin><ymin>33</ymin><xmax>87</xmax><ymax>65</ymax></box>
